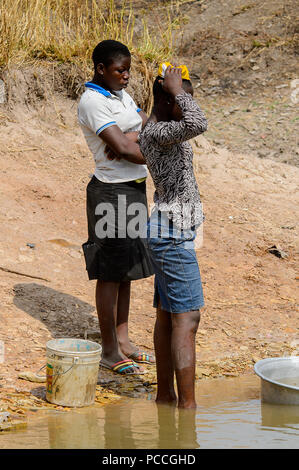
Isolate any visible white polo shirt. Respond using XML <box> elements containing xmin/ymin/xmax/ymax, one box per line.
<box><xmin>77</xmin><ymin>82</ymin><xmax>147</xmax><ymax>183</ymax></box>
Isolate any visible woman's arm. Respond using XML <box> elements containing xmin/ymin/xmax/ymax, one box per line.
<box><xmin>138</xmin><ymin>110</ymin><xmax>148</xmax><ymax>128</ymax></box>
<box><xmin>100</xmin><ymin>126</ymin><xmax>146</xmax><ymax>164</ymax></box>
<box><xmin>151</xmin><ymin>94</ymin><xmax>207</xmax><ymax>146</ymax></box>
<box><xmin>149</xmin><ymin>66</ymin><xmax>207</xmax><ymax>146</ymax></box>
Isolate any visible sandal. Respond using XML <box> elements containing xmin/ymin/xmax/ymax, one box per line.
<box><xmin>128</xmin><ymin>351</ymin><xmax>155</xmax><ymax>364</ymax></box>
<box><xmin>99</xmin><ymin>359</ymin><xmax>145</xmax><ymax>375</ymax></box>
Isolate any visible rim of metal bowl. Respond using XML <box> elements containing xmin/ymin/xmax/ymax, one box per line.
<box><xmin>254</xmin><ymin>356</ymin><xmax>299</xmax><ymax>392</ymax></box>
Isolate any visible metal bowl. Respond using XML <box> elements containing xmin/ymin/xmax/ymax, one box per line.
<box><xmin>254</xmin><ymin>356</ymin><xmax>299</xmax><ymax>405</ymax></box>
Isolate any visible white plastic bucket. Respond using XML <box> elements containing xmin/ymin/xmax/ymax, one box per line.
<box><xmin>46</xmin><ymin>338</ymin><xmax>102</xmax><ymax>407</ymax></box>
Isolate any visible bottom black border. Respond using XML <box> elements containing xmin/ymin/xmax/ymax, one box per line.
<box><xmin>0</xmin><ymin>448</ymin><xmax>291</xmax><ymax>465</ymax></box>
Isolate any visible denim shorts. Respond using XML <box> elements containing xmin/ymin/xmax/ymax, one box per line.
<box><xmin>146</xmin><ymin>210</ymin><xmax>204</xmax><ymax>313</ymax></box>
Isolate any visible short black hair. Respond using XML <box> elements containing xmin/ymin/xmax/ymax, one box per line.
<box><xmin>92</xmin><ymin>40</ymin><xmax>131</xmax><ymax>71</ymax></box>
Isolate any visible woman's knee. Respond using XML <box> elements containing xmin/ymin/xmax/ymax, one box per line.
<box><xmin>189</xmin><ymin>310</ymin><xmax>201</xmax><ymax>333</ymax></box>
<box><xmin>171</xmin><ymin>309</ymin><xmax>200</xmax><ymax>333</ymax></box>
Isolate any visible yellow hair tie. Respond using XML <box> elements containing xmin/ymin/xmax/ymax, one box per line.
<box><xmin>158</xmin><ymin>62</ymin><xmax>190</xmax><ymax>81</ymax></box>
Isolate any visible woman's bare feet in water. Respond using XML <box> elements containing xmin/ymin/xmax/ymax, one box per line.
<box><xmin>156</xmin><ymin>392</ymin><xmax>177</xmax><ymax>406</ymax></box>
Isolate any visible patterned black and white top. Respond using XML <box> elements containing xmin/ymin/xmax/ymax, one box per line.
<box><xmin>139</xmin><ymin>91</ymin><xmax>208</xmax><ymax>229</ymax></box>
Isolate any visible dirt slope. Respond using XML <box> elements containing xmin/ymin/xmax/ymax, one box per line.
<box><xmin>176</xmin><ymin>0</ymin><xmax>299</xmax><ymax>165</ymax></box>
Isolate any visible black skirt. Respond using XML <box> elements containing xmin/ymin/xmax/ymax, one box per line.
<box><xmin>82</xmin><ymin>176</ymin><xmax>154</xmax><ymax>282</ymax></box>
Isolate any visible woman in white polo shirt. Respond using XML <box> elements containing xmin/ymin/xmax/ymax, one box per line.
<box><xmin>78</xmin><ymin>40</ymin><xmax>154</xmax><ymax>375</ymax></box>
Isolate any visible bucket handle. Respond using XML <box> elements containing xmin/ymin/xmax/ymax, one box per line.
<box><xmin>36</xmin><ymin>357</ymin><xmax>80</xmax><ymax>378</ymax></box>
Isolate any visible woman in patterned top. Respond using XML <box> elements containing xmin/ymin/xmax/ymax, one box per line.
<box><xmin>139</xmin><ymin>64</ymin><xmax>208</xmax><ymax>408</ymax></box>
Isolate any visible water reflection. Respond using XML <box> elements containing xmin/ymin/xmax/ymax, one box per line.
<box><xmin>157</xmin><ymin>406</ymin><xmax>199</xmax><ymax>449</ymax></box>
<box><xmin>261</xmin><ymin>402</ymin><xmax>299</xmax><ymax>429</ymax></box>
<box><xmin>102</xmin><ymin>401</ymin><xmax>199</xmax><ymax>449</ymax></box>
<box><xmin>46</xmin><ymin>400</ymin><xmax>199</xmax><ymax>449</ymax></box>
<box><xmin>48</xmin><ymin>408</ymin><xmax>103</xmax><ymax>449</ymax></box>
<box><xmin>103</xmin><ymin>401</ymin><xmax>138</xmax><ymax>449</ymax></box>
<box><xmin>1</xmin><ymin>376</ymin><xmax>299</xmax><ymax>449</ymax></box>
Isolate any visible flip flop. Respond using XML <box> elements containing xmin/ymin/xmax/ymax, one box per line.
<box><xmin>128</xmin><ymin>351</ymin><xmax>155</xmax><ymax>364</ymax></box>
<box><xmin>99</xmin><ymin>359</ymin><xmax>145</xmax><ymax>375</ymax></box>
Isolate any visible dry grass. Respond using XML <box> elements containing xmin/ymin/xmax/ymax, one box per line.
<box><xmin>0</xmin><ymin>0</ymin><xmax>188</xmax><ymax>112</ymax></box>
<box><xmin>0</xmin><ymin>0</ymin><xmax>176</xmax><ymax>69</ymax></box>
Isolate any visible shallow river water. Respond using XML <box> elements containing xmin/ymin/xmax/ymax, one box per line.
<box><xmin>0</xmin><ymin>375</ymin><xmax>299</xmax><ymax>449</ymax></box>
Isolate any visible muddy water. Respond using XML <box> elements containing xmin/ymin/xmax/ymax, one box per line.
<box><xmin>1</xmin><ymin>375</ymin><xmax>299</xmax><ymax>449</ymax></box>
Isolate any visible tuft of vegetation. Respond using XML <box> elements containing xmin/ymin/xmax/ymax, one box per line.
<box><xmin>0</xmin><ymin>0</ymin><xmax>187</xmax><ymax>111</ymax></box>
<box><xmin>0</xmin><ymin>0</ymin><xmax>177</xmax><ymax>69</ymax></box>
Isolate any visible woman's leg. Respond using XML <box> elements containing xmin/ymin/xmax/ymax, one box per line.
<box><xmin>95</xmin><ymin>280</ymin><xmax>140</xmax><ymax>373</ymax></box>
<box><xmin>116</xmin><ymin>280</ymin><xmax>134</xmax><ymax>356</ymax></box>
<box><xmin>117</xmin><ymin>281</ymin><xmax>154</xmax><ymax>365</ymax></box>
<box><xmin>154</xmin><ymin>302</ymin><xmax>177</xmax><ymax>405</ymax></box>
<box><xmin>96</xmin><ymin>280</ymin><xmax>122</xmax><ymax>363</ymax></box>
<box><xmin>171</xmin><ymin>310</ymin><xmax>201</xmax><ymax>409</ymax></box>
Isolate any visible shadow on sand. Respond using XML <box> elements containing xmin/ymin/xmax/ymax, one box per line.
<box><xmin>13</xmin><ymin>282</ymin><xmax>99</xmax><ymax>339</ymax></box>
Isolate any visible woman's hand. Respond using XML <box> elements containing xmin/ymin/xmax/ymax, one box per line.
<box><xmin>105</xmin><ymin>147</ymin><xmax>121</xmax><ymax>161</ymax></box>
<box><xmin>101</xmin><ymin>126</ymin><xmax>146</xmax><ymax>164</ymax></box>
<box><xmin>161</xmin><ymin>65</ymin><xmax>183</xmax><ymax>97</ymax></box>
